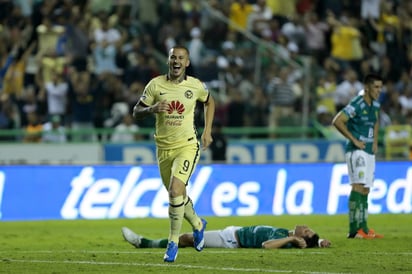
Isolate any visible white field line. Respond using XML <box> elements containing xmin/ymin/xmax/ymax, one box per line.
<box><xmin>1</xmin><ymin>258</ymin><xmax>350</xmax><ymax>274</ymax></box>
<box><xmin>1</xmin><ymin>250</ymin><xmax>412</xmax><ymax>256</ymax></box>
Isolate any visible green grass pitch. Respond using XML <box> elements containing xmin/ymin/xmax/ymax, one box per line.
<box><xmin>1</xmin><ymin>214</ymin><xmax>411</xmax><ymax>273</ymax></box>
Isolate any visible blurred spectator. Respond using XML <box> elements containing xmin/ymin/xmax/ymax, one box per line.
<box><xmin>399</xmin><ymin>85</ymin><xmax>412</xmax><ymax>116</ymax></box>
<box><xmin>377</xmin><ymin>55</ymin><xmax>400</xmax><ymax>83</ymax></box>
<box><xmin>281</xmin><ymin>16</ymin><xmax>307</xmax><ymax>54</ymax></box>
<box><xmin>327</xmin><ymin>11</ymin><xmax>363</xmax><ymax>72</ymax></box>
<box><xmin>136</xmin><ymin>0</ymin><xmax>159</xmax><ymax>34</ymax></box>
<box><xmin>200</xmin><ymin>0</ymin><xmax>228</xmax><ymax>50</ymax></box>
<box><xmin>0</xmin><ymin>93</ymin><xmax>20</xmax><ymax>140</ymax></box>
<box><xmin>41</xmin><ymin>71</ymin><xmax>68</xmax><ymax>122</ymax></box>
<box><xmin>225</xmin><ymin>85</ymin><xmax>246</xmax><ymax>137</ymax></box>
<box><xmin>19</xmin><ymin>86</ymin><xmax>40</xmax><ymax>126</ymax></box>
<box><xmin>209</xmin><ymin>120</ymin><xmax>227</xmax><ymax>162</ymax></box>
<box><xmin>316</xmin><ymin>71</ymin><xmax>337</xmax><ymax>115</ymax></box>
<box><xmin>42</xmin><ymin>115</ymin><xmax>66</xmax><ymax>143</ymax></box>
<box><xmin>110</xmin><ymin>113</ymin><xmax>140</xmax><ymax>143</ymax></box>
<box><xmin>35</xmin><ymin>14</ymin><xmax>66</xmax><ymax>86</ymax></box>
<box><xmin>315</xmin><ymin>105</ymin><xmax>345</xmax><ymax>140</ymax></box>
<box><xmin>361</xmin><ymin>0</ymin><xmax>381</xmax><ymax>20</ymax></box>
<box><xmin>229</xmin><ymin>0</ymin><xmax>254</xmax><ymax>31</ymax></box>
<box><xmin>104</xmin><ymin>102</ymin><xmax>129</xmax><ymax>128</ymax></box>
<box><xmin>380</xmin><ymin>80</ymin><xmax>403</xmax><ymax>121</ymax></box>
<box><xmin>187</xmin><ymin>27</ymin><xmax>207</xmax><ymax>72</ymax></box>
<box><xmin>120</xmin><ymin>38</ymin><xmax>158</xmax><ymax>86</ymax></box>
<box><xmin>157</xmin><ymin>17</ymin><xmax>183</xmax><ymax>53</ymax></box>
<box><xmin>303</xmin><ymin>11</ymin><xmax>329</xmax><ymax>66</ymax></box>
<box><xmin>68</xmin><ymin>66</ymin><xmax>96</xmax><ymax>142</ymax></box>
<box><xmin>2</xmin><ymin>41</ymin><xmax>35</xmax><ymax>100</ymax></box>
<box><xmin>95</xmin><ymin>74</ymin><xmax>127</xmax><ymax>130</ymax></box>
<box><xmin>0</xmin><ymin>37</ymin><xmax>15</xmax><ymax>93</ymax></box>
<box><xmin>247</xmin><ymin>0</ymin><xmax>273</xmax><ymax>35</ymax></box>
<box><xmin>266</xmin><ymin>66</ymin><xmax>300</xmax><ymax>136</ymax></box>
<box><xmin>13</xmin><ymin>0</ymin><xmax>34</xmax><ymax>18</ymax></box>
<box><xmin>267</xmin><ymin>0</ymin><xmax>298</xmax><ymax>18</ymax></box>
<box><xmin>89</xmin><ymin>0</ymin><xmax>113</xmax><ymax>14</ymax></box>
<box><xmin>23</xmin><ymin>111</ymin><xmax>43</xmax><ymax>143</ymax></box>
<box><xmin>91</xmin><ymin>12</ymin><xmax>122</xmax><ymax>76</ymax></box>
<box><xmin>334</xmin><ymin>68</ymin><xmax>363</xmax><ymax>112</ymax></box>
<box><xmin>237</xmin><ymin>70</ymin><xmax>254</xmax><ymax>100</ymax></box>
<box><xmin>217</xmin><ymin>39</ymin><xmax>243</xmax><ymax>70</ymax></box>
<box><xmin>65</xmin><ymin>4</ymin><xmax>90</xmax><ymax>73</ymax></box>
<box><xmin>244</xmin><ymin>85</ymin><xmax>269</xmax><ymax>138</ymax></box>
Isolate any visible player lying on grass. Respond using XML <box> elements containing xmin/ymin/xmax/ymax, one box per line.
<box><xmin>122</xmin><ymin>225</ymin><xmax>331</xmax><ymax>249</ymax></box>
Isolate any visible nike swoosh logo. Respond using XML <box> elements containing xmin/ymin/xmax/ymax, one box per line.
<box><xmin>160</xmin><ymin>92</ymin><xmax>167</xmax><ymax>95</ymax></box>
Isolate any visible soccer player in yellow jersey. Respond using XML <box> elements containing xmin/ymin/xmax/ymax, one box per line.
<box><xmin>133</xmin><ymin>45</ymin><xmax>215</xmax><ymax>262</ymax></box>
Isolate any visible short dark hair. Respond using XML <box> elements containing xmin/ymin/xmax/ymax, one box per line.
<box><xmin>170</xmin><ymin>45</ymin><xmax>190</xmax><ymax>55</ymax></box>
<box><xmin>303</xmin><ymin>233</ymin><xmax>320</xmax><ymax>248</ymax></box>
<box><xmin>363</xmin><ymin>73</ymin><xmax>383</xmax><ymax>85</ymax></box>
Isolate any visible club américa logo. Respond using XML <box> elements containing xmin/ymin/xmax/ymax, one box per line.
<box><xmin>167</xmin><ymin>100</ymin><xmax>185</xmax><ymax>114</ymax></box>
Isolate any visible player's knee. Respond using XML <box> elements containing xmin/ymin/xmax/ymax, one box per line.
<box><xmin>169</xmin><ymin>178</ymin><xmax>186</xmax><ymax>197</ymax></box>
<box><xmin>352</xmin><ymin>184</ymin><xmax>365</xmax><ymax>193</ymax></box>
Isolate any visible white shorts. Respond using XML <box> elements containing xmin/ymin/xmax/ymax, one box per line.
<box><xmin>345</xmin><ymin>150</ymin><xmax>375</xmax><ymax>188</ymax></box>
<box><xmin>204</xmin><ymin>226</ymin><xmax>241</xmax><ymax>248</ymax></box>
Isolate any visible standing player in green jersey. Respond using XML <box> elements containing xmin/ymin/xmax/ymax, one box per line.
<box><xmin>121</xmin><ymin>225</ymin><xmax>331</xmax><ymax>249</ymax></box>
<box><xmin>132</xmin><ymin>45</ymin><xmax>215</xmax><ymax>262</ymax></box>
<box><xmin>332</xmin><ymin>73</ymin><xmax>384</xmax><ymax>239</ymax></box>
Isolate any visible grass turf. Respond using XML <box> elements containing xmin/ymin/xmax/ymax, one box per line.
<box><xmin>0</xmin><ymin>214</ymin><xmax>411</xmax><ymax>273</ymax></box>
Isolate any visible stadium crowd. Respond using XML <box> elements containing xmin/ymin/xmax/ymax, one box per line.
<box><xmin>0</xmin><ymin>0</ymin><xmax>412</xmax><ymax>144</ymax></box>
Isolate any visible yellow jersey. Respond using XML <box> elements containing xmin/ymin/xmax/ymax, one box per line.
<box><xmin>140</xmin><ymin>75</ymin><xmax>210</xmax><ymax>149</ymax></box>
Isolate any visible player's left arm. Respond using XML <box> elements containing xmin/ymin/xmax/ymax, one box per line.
<box><xmin>372</xmin><ymin>112</ymin><xmax>379</xmax><ymax>154</ymax></box>
<box><xmin>262</xmin><ymin>236</ymin><xmax>306</xmax><ymax>249</ymax></box>
<box><xmin>201</xmin><ymin>93</ymin><xmax>215</xmax><ymax>151</ymax></box>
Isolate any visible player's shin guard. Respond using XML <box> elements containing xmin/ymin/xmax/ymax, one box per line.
<box><xmin>183</xmin><ymin>196</ymin><xmax>202</xmax><ymax>231</ymax></box>
<box><xmin>360</xmin><ymin>194</ymin><xmax>369</xmax><ymax>232</ymax></box>
<box><xmin>169</xmin><ymin>196</ymin><xmax>185</xmax><ymax>243</ymax></box>
<box><xmin>348</xmin><ymin>191</ymin><xmax>362</xmax><ymax>236</ymax></box>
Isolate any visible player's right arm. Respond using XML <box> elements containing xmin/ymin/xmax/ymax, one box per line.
<box><xmin>332</xmin><ymin>110</ymin><xmax>365</xmax><ymax>150</ymax></box>
<box><xmin>132</xmin><ymin>80</ymin><xmax>168</xmax><ymax>120</ymax></box>
<box><xmin>133</xmin><ymin>99</ymin><xmax>169</xmax><ymax>120</ymax></box>
<box><xmin>133</xmin><ymin>99</ymin><xmax>154</xmax><ymax>120</ymax></box>
<box><xmin>262</xmin><ymin>236</ymin><xmax>307</xmax><ymax>249</ymax></box>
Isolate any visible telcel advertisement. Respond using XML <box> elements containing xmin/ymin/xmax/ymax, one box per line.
<box><xmin>0</xmin><ymin>162</ymin><xmax>411</xmax><ymax>221</ymax></box>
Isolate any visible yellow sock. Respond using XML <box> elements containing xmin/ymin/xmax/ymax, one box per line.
<box><xmin>184</xmin><ymin>196</ymin><xmax>202</xmax><ymax>230</ymax></box>
<box><xmin>169</xmin><ymin>196</ymin><xmax>185</xmax><ymax>243</ymax></box>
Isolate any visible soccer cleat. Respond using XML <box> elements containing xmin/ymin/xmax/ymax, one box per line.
<box><xmin>353</xmin><ymin>228</ymin><xmax>375</xmax><ymax>239</ymax></box>
<box><xmin>368</xmin><ymin>228</ymin><xmax>384</xmax><ymax>239</ymax></box>
<box><xmin>121</xmin><ymin>227</ymin><xmax>142</xmax><ymax>248</ymax></box>
<box><xmin>163</xmin><ymin>241</ymin><xmax>178</xmax><ymax>262</ymax></box>
<box><xmin>193</xmin><ymin>218</ymin><xmax>207</xmax><ymax>251</ymax></box>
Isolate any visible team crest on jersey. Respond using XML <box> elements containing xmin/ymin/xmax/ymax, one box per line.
<box><xmin>358</xmin><ymin>171</ymin><xmax>364</xmax><ymax>179</ymax></box>
<box><xmin>168</xmin><ymin>100</ymin><xmax>185</xmax><ymax>114</ymax></box>
<box><xmin>185</xmin><ymin>90</ymin><xmax>193</xmax><ymax>99</ymax></box>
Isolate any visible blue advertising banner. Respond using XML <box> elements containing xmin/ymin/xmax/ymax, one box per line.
<box><xmin>104</xmin><ymin>140</ymin><xmax>348</xmax><ymax>164</ymax></box>
<box><xmin>0</xmin><ymin>162</ymin><xmax>411</xmax><ymax>221</ymax></box>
